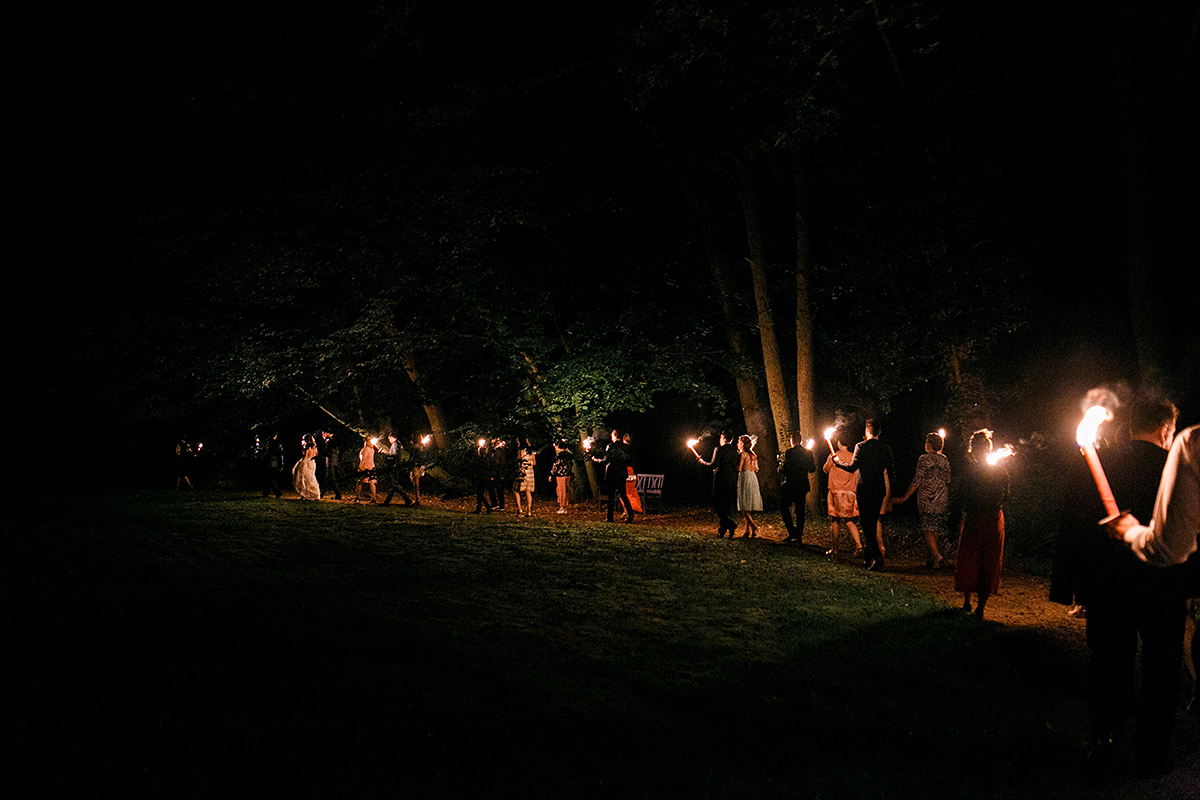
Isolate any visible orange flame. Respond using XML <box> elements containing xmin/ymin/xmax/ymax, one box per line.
<box><xmin>986</xmin><ymin>444</ymin><xmax>1014</xmax><ymax>466</ymax></box>
<box><xmin>1076</xmin><ymin>405</ymin><xmax>1112</xmax><ymax>448</ymax></box>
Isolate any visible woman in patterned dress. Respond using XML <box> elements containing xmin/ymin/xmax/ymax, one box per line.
<box><xmin>548</xmin><ymin>441</ymin><xmax>573</xmax><ymax>514</ymax></box>
<box><xmin>513</xmin><ymin>439</ymin><xmax>537</xmax><ymax>516</ymax></box>
<box><xmin>897</xmin><ymin>432</ymin><xmax>951</xmax><ymax>568</ymax></box>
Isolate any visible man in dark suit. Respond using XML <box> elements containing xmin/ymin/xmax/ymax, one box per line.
<box><xmin>1085</xmin><ymin>396</ymin><xmax>1180</xmax><ymax>778</ymax></box>
<box><xmin>594</xmin><ymin>430</ymin><xmax>635</xmax><ymax>523</ymax></box>
<box><xmin>692</xmin><ymin>430</ymin><xmax>740</xmax><ymax>537</ymax></box>
<box><xmin>316</xmin><ymin>430</ymin><xmax>341</xmax><ymax>500</ymax></box>
<box><xmin>833</xmin><ymin>419</ymin><xmax>895</xmax><ymax>570</ymax></box>
<box><xmin>780</xmin><ymin>432</ymin><xmax>816</xmax><ymax>543</ymax></box>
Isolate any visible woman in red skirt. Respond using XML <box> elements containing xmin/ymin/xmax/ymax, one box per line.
<box><xmin>954</xmin><ymin>429</ymin><xmax>1010</xmax><ymax>619</ymax></box>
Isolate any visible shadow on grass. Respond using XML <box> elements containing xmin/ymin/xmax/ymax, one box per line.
<box><xmin>1</xmin><ymin>491</ymin><xmax>1173</xmax><ymax>798</ymax></box>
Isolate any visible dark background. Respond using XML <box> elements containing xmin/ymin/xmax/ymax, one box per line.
<box><xmin>10</xmin><ymin>1</ymin><xmax>1199</xmax><ymax>493</ymax></box>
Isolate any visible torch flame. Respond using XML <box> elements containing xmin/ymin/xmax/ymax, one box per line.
<box><xmin>477</xmin><ymin>438</ymin><xmax>487</xmax><ymax>448</ymax></box>
<box><xmin>686</xmin><ymin>438</ymin><xmax>699</xmax><ymax>448</ymax></box>
<box><xmin>583</xmin><ymin>437</ymin><xmax>594</xmax><ymax>451</ymax></box>
<box><xmin>421</xmin><ymin>435</ymin><xmax>432</xmax><ymax>446</ymax></box>
<box><xmin>823</xmin><ymin>426</ymin><xmax>837</xmax><ymax>441</ymax></box>
<box><xmin>986</xmin><ymin>444</ymin><xmax>1014</xmax><ymax>466</ymax></box>
<box><xmin>937</xmin><ymin>428</ymin><xmax>947</xmax><ymax>440</ymax></box>
<box><xmin>806</xmin><ymin>439</ymin><xmax>815</xmax><ymax>450</ymax></box>
<box><xmin>1076</xmin><ymin>406</ymin><xmax>1112</xmax><ymax>449</ymax></box>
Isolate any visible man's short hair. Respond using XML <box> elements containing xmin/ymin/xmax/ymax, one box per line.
<box><xmin>1129</xmin><ymin>397</ymin><xmax>1178</xmax><ymax>437</ymax></box>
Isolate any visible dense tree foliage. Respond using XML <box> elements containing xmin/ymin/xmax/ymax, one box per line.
<box><xmin>14</xmin><ymin>1</ymin><xmax>1197</xmax><ymax>484</ymax></box>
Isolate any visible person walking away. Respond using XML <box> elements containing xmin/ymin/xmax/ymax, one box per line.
<box><xmin>896</xmin><ymin>432</ymin><xmax>951</xmax><ymax>568</ymax></box>
<box><xmin>824</xmin><ymin>434</ymin><xmax>863</xmax><ymax>557</ymax></box>
<box><xmin>833</xmin><ymin>419</ymin><xmax>895</xmax><ymax>570</ymax></box>
<box><xmin>780</xmin><ymin>432</ymin><xmax>816</xmax><ymax>543</ymax></box>
<box><xmin>954</xmin><ymin>429</ymin><xmax>1009</xmax><ymax>618</ymax></box>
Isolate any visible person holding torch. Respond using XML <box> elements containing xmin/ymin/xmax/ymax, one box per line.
<box><xmin>1088</xmin><ymin>400</ymin><xmax>1194</xmax><ymax>779</ymax></box>
<box><xmin>779</xmin><ymin>432</ymin><xmax>816</xmax><ymax>544</ymax></box>
<box><xmin>690</xmin><ymin>430</ymin><xmax>740</xmax><ymax>537</ymax></box>
<box><xmin>953</xmin><ymin>429</ymin><xmax>1009</xmax><ymax>618</ymax></box>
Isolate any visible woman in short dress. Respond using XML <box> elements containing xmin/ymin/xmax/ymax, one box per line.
<box><xmin>736</xmin><ymin>435</ymin><xmax>763</xmax><ymax>537</ymax></box>
<box><xmin>548</xmin><ymin>441</ymin><xmax>573</xmax><ymax>514</ymax></box>
<box><xmin>823</xmin><ymin>435</ymin><xmax>863</xmax><ymax>557</ymax></box>
<box><xmin>513</xmin><ymin>439</ymin><xmax>537</xmax><ymax>516</ymax></box>
<box><xmin>896</xmin><ymin>432</ymin><xmax>951</xmax><ymax>569</ymax></box>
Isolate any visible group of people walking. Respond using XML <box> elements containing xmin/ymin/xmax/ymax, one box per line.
<box><xmin>689</xmin><ymin>420</ymin><xmax>1009</xmax><ymax>612</ymax></box>
<box><xmin>258</xmin><ymin>430</ymin><xmax>425</xmax><ymax>506</ymax></box>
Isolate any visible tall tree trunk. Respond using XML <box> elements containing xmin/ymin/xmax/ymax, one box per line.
<box><xmin>397</xmin><ymin>348</ymin><xmax>451</xmax><ymax>449</ymax></box>
<box><xmin>793</xmin><ymin>157</ymin><xmax>819</xmax><ymax>507</ymax></box>
<box><xmin>671</xmin><ymin>170</ymin><xmax>780</xmax><ymax>496</ymax></box>
<box><xmin>709</xmin><ymin>250</ymin><xmax>779</xmax><ymax>498</ymax></box>
<box><xmin>736</xmin><ymin>157</ymin><xmax>795</xmax><ymax>454</ymax></box>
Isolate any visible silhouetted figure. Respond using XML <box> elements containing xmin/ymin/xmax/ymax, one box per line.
<box><xmin>954</xmin><ymin>429</ymin><xmax>1009</xmax><ymax>618</ymax></box>
<box><xmin>382</xmin><ymin>433</ymin><xmax>415</xmax><ymax>506</ymax></box>
<box><xmin>260</xmin><ymin>433</ymin><xmax>285</xmax><ymax>498</ymax></box>
<box><xmin>1084</xmin><ymin>398</ymin><xmax>1184</xmax><ymax>778</ymax></box>
<box><xmin>316</xmin><ymin>431</ymin><xmax>341</xmax><ymax>500</ymax></box>
<box><xmin>779</xmin><ymin>432</ymin><xmax>816</xmax><ymax>543</ymax></box>
<box><xmin>175</xmin><ymin>439</ymin><xmax>195</xmax><ymax>489</ymax></box>
<box><xmin>473</xmin><ymin>440</ymin><xmax>493</xmax><ymax>513</ymax></box>
<box><xmin>594</xmin><ymin>430</ymin><xmax>634</xmax><ymax>523</ymax></box>
<box><xmin>692</xmin><ymin>430</ymin><xmax>739</xmax><ymax>537</ymax></box>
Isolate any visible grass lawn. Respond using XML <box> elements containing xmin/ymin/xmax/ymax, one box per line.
<box><xmin>4</xmin><ymin>491</ymin><xmax>1187</xmax><ymax>798</ymax></box>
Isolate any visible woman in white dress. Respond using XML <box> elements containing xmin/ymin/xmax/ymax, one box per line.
<box><xmin>292</xmin><ymin>435</ymin><xmax>321</xmax><ymax>500</ymax></box>
<box><xmin>736</xmin><ymin>435</ymin><xmax>763</xmax><ymax>537</ymax></box>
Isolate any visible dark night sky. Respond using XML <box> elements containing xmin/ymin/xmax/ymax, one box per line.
<box><xmin>10</xmin><ymin>2</ymin><xmax>1199</xmax><ymax>475</ymax></box>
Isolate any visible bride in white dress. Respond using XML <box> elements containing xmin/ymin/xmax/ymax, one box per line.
<box><xmin>292</xmin><ymin>435</ymin><xmax>321</xmax><ymax>500</ymax></box>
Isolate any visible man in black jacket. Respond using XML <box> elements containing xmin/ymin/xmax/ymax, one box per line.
<box><xmin>780</xmin><ymin>432</ymin><xmax>816</xmax><ymax>543</ymax></box>
<box><xmin>1085</xmin><ymin>396</ymin><xmax>1180</xmax><ymax>778</ymax></box>
<box><xmin>833</xmin><ymin>419</ymin><xmax>895</xmax><ymax>570</ymax></box>
<box><xmin>692</xmin><ymin>430</ymin><xmax>740</xmax><ymax>537</ymax></box>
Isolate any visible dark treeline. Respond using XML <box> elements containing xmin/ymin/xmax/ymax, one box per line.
<box><xmin>13</xmin><ymin>1</ymin><xmax>1198</xmax><ymax>487</ymax></box>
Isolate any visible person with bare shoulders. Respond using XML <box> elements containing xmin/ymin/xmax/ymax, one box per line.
<box><xmin>357</xmin><ymin>436</ymin><xmax>379</xmax><ymax>504</ymax></box>
<box><xmin>823</xmin><ymin>433</ymin><xmax>863</xmax><ymax>557</ymax></box>
<box><xmin>736</xmin><ymin>435</ymin><xmax>763</xmax><ymax>537</ymax></box>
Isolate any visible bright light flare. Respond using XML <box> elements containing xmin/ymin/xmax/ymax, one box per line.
<box><xmin>1076</xmin><ymin>405</ymin><xmax>1120</xmax><ymax>518</ymax></box>
<box><xmin>686</xmin><ymin>437</ymin><xmax>700</xmax><ymax>449</ymax></box>
<box><xmin>421</xmin><ymin>435</ymin><xmax>432</xmax><ymax>446</ymax></box>
<box><xmin>985</xmin><ymin>444</ymin><xmax>1014</xmax><ymax>466</ymax></box>
<box><xmin>1076</xmin><ymin>405</ymin><xmax>1112</xmax><ymax>449</ymax></box>
<box><xmin>583</xmin><ymin>436</ymin><xmax>594</xmax><ymax>451</ymax></box>
<box><xmin>823</xmin><ymin>426</ymin><xmax>837</xmax><ymax>441</ymax></box>
<box><xmin>937</xmin><ymin>428</ymin><xmax>947</xmax><ymax>440</ymax></box>
<box><xmin>477</xmin><ymin>438</ymin><xmax>487</xmax><ymax>448</ymax></box>
<box><xmin>805</xmin><ymin>439</ymin><xmax>815</xmax><ymax>450</ymax></box>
